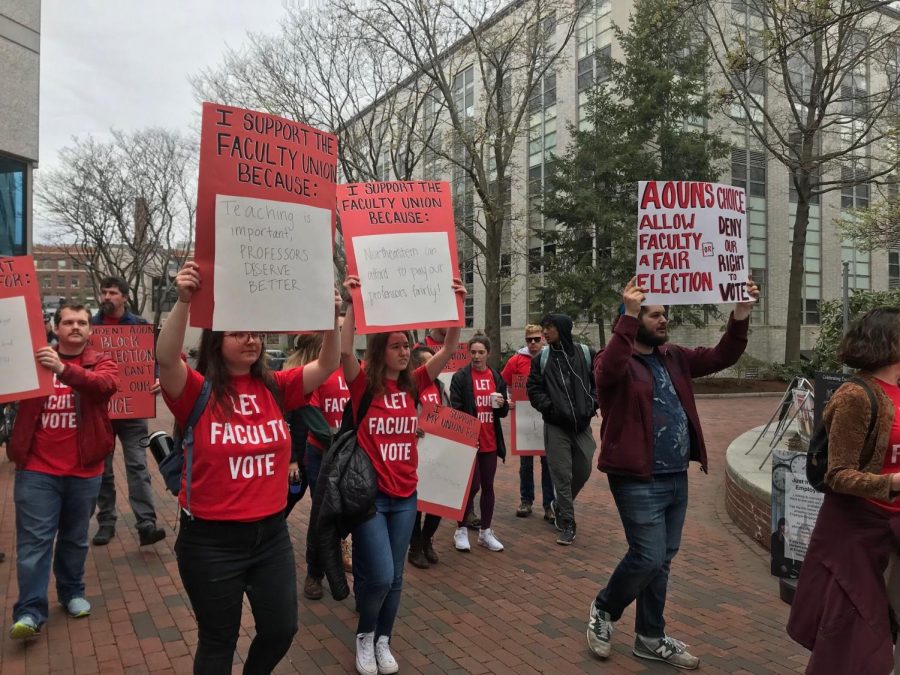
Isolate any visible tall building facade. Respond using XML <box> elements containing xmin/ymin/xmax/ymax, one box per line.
<box><xmin>0</xmin><ymin>0</ymin><xmax>40</xmax><ymax>257</ymax></box>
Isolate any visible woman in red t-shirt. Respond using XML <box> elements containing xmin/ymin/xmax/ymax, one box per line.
<box><xmin>341</xmin><ymin>275</ymin><xmax>466</xmax><ymax>675</ymax></box>
<box><xmin>449</xmin><ymin>335</ymin><xmax>509</xmax><ymax>554</ymax></box>
<box><xmin>156</xmin><ymin>261</ymin><xmax>342</xmax><ymax>675</ymax></box>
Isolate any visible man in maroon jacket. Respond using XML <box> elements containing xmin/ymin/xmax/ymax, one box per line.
<box><xmin>7</xmin><ymin>303</ymin><xmax>119</xmax><ymax>640</ymax></box>
<box><xmin>586</xmin><ymin>276</ymin><xmax>758</xmax><ymax>669</ymax></box>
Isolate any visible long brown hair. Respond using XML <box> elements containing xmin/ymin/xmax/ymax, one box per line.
<box><xmin>196</xmin><ymin>329</ymin><xmax>282</xmax><ymax>419</ymax></box>
<box><xmin>365</xmin><ymin>331</ymin><xmax>417</xmax><ymax>399</ymax></box>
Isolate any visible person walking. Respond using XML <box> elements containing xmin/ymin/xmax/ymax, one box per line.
<box><xmin>451</xmin><ymin>335</ymin><xmax>509</xmax><ymax>553</ymax></box>
<box><xmin>341</xmin><ymin>275</ymin><xmax>466</xmax><ymax>675</ymax></box>
<box><xmin>156</xmin><ymin>261</ymin><xmax>341</xmax><ymax>674</ymax></box>
<box><xmin>526</xmin><ymin>313</ymin><xmax>597</xmax><ymax>545</ymax></box>
<box><xmin>501</xmin><ymin>324</ymin><xmax>554</xmax><ymax>520</ymax></box>
<box><xmin>587</xmin><ymin>276</ymin><xmax>758</xmax><ymax>669</ymax></box>
<box><xmin>407</xmin><ymin>346</ymin><xmax>447</xmax><ymax>570</ymax></box>
<box><xmin>788</xmin><ymin>308</ymin><xmax>900</xmax><ymax>674</ymax></box>
<box><xmin>8</xmin><ymin>303</ymin><xmax>119</xmax><ymax>639</ymax></box>
<box><xmin>91</xmin><ymin>276</ymin><xmax>165</xmax><ymax>547</ymax></box>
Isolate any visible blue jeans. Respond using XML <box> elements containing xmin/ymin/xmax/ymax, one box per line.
<box><xmin>595</xmin><ymin>471</ymin><xmax>688</xmax><ymax>638</ymax></box>
<box><xmin>519</xmin><ymin>455</ymin><xmax>554</xmax><ymax>509</ymax></box>
<box><xmin>13</xmin><ymin>470</ymin><xmax>102</xmax><ymax>625</ymax></box>
<box><xmin>352</xmin><ymin>491</ymin><xmax>417</xmax><ymax>637</ymax></box>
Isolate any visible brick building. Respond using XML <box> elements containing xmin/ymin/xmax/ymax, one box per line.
<box><xmin>32</xmin><ymin>244</ymin><xmax>93</xmax><ymax>310</ymax></box>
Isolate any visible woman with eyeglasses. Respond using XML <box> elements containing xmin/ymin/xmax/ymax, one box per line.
<box><xmin>340</xmin><ymin>275</ymin><xmax>466</xmax><ymax>675</ymax></box>
<box><xmin>156</xmin><ymin>261</ymin><xmax>341</xmax><ymax>675</ymax></box>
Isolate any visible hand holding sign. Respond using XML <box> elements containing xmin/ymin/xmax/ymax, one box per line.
<box><xmin>35</xmin><ymin>346</ymin><xmax>65</xmax><ymax>375</ymax></box>
<box><xmin>175</xmin><ymin>261</ymin><xmax>202</xmax><ymax>303</ymax></box>
<box><xmin>734</xmin><ymin>275</ymin><xmax>760</xmax><ymax>320</ymax></box>
<box><xmin>622</xmin><ymin>276</ymin><xmax>646</xmax><ymax>317</ymax></box>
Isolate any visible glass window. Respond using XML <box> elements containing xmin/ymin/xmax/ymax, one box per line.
<box><xmin>0</xmin><ymin>154</ymin><xmax>27</xmax><ymax>256</ymax></box>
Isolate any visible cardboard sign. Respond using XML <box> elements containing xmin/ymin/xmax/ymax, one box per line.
<box><xmin>337</xmin><ymin>181</ymin><xmax>463</xmax><ymax>334</ymax></box>
<box><xmin>192</xmin><ymin>103</ymin><xmax>338</xmax><ymax>331</ymax></box>
<box><xmin>0</xmin><ymin>256</ymin><xmax>53</xmax><ymax>403</ymax></box>
<box><xmin>436</xmin><ymin>341</ymin><xmax>469</xmax><ymax>390</ymax></box>
<box><xmin>88</xmin><ymin>325</ymin><xmax>157</xmax><ymax>419</ymax></box>
<box><xmin>635</xmin><ymin>181</ymin><xmax>752</xmax><ymax>306</ymax></box>
<box><xmin>415</xmin><ymin>402</ymin><xmax>479</xmax><ymax>520</ymax></box>
<box><xmin>813</xmin><ymin>371</ymin><xmax>854</xmax><ymax>429</ymax></box>
<box><xmin>791</xmin><ymin>388</ymin><xmax>814</xmax><ymax>444</ymax></box>
<box><xmin>509</xmin><ymin>375</ymin><xmax>545</xmax><ymax>456</ymax></box>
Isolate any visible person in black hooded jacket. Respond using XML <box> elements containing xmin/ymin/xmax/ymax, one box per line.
<box><xmin>526</xmin><ymin>313</ymin><xmax>597</xmax><ymax>546</ymax></box>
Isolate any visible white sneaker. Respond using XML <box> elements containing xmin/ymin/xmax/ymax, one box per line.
<box><xmin>454</xmin><ymin>526</ymin><xmax>471</xmax><ymax>551</ymax></box>
<box><xmin>374</xmin><ymin>635</ymin><xmax>399</xmax><ymax>674</ymax></box>
<box><xmin>478</xmin><ymin>528</ymin><xmax>504</xmax><ymax>551</ymax></box>
<box><xmin>356</xmin><ymin>632</ymin><xmax>377</xmax><ymax>675</ymax></box>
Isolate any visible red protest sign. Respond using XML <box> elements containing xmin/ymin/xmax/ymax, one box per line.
<box><xmin>441</xmin><ymin>342</ymin><xmax>469</xmax><ymax>373</ymax></box>
<box><xmin>509</xmin><ymin>375</ymin><xmax>544</xmax><ymax>456</ymax></box>
<box><xmin>0</xmin><ymin>256</ymin><xmax>53</xmax><ymax>403</ymax></box>
<box><xmin>337</xmin><ymin>181</ymin><xmax>462</xmax><ymax>334</ymax></box>
<box><xmin>415</xmin><ymin>402</ymin><xmax>479</xmax><ymax>520</ymax></box>
<box><xmin>88</xmin><ymin>325</ymin><xmax>157</xmax><ymax>419</ymax></box>
<box><xmin>192</xmin><ymin>103</ymin><xmax>338</xmax><ymax>331</ymax></box>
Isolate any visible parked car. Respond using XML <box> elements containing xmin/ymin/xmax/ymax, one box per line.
<box><xmin>266</xmin><ymin>349</ymin><xmax>287</xmax><ymax>371</ymax></box>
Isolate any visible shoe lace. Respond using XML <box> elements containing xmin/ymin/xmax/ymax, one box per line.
<box><xmin>375</xmin><ymin>639</ymin><xmax>392</xmax><ymax>660</ymax></box>
<box><xmin>657</xmin><ymin>636</ymin><xmax>687</xmax><ymax>654</ymax></box>
<box><xmin>590</xmin><ymin>612</ymin><xmax>611</xmax><ymax>641</ymax></box>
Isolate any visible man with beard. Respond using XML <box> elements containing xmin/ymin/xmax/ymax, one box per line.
<box><xmin>586</xmin><ymin>275</ymin><xmax>758</xmax><ymax>670</ymax></box>
<box><xmin>90</xmin><ymin>276</ymin><xmax>165</xmax><ymax>547</ymax></box>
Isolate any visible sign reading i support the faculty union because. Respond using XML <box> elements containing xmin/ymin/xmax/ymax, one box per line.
<box><xmin>337</xmin><ymin>181</ymin><xmax>463</xmax><ymax>334</ymax></box>
<box><xmin>415</xmin><ymin>401</ymin><xmax>480</xmax><ymax>520</ymax></box>
<box><xmin>192</xmin><ymin>103</ymin><xmax>338</xmax><ymax>331</ymax></box>
<box><xmin>636</xmin><ymin>181</ymin><xmax>753</xmax><ymax>306</ymax></box>
<box><xmin>0</xmin><ymin>256</ymin><xmax>53</xmax><ymax>404</ymax></box>
<box><xmin>510</xmin><ymin>375</ymin><xmax>545</xmax><ymax>456</ymax></box>
<box><xmin>88</xmin><ymin>325</ymin><xmax>156</xmax><ymax>420</ymax></box>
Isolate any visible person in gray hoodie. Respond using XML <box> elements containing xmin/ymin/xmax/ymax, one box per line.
<box><xmin>526</xmin><ymin>313</ymin><xmax>597</xmax><ymax>545</ymax></box>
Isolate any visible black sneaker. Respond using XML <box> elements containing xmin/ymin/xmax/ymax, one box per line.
<box><xmin>91</xmin><ymin>524</ymin><xmax>115</xmax><ymax>546</ymax></box>
<box><xmin>557</xmin><ymin>521</ymin><xmax>576</xmax><ymax>546</ymax></box>
<box><xmin>138</xmin><ymin>525</ymin><xmax>166</xmax><ymax>546</ymax></box>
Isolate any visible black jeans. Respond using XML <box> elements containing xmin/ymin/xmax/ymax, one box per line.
<box><xmin>175</xmin><ymin>512</ymin><xmax>298</xmax><ymax>675</ymax></box>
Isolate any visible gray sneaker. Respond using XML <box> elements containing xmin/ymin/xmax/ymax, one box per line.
<box><xmin>586</xmin><ymin>601</ymin><xmax>613</xmax><ymax>659</ymax></box>
<box><xmin>64</xmin><ymin>597</ymin><xmax>91</xmax><ymax>618</ymax></box>
<box><xmin>633</xmin><ymin>634</ymin><xmax>699</xmax><ymax>670</ymax></box>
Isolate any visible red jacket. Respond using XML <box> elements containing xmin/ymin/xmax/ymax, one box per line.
<box><xmin>7</xmin><ymin>347</ymin><xmax>119</xmax><ymax>470</ymax></box>
<box><xmin>501</xmin><ymin>350</ymin><xmax>532</xmax><ymax>386</ymax></box>
<box><xmin>593</xmin><ymin>313</ymin><xmax>748</xmax><ymax>477</ymax></box>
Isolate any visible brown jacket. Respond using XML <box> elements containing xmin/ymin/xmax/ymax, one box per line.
<box><xmin>823</xmin><ymin>375</ymin><xmax>897</xmax><ymax>500</ymax></box>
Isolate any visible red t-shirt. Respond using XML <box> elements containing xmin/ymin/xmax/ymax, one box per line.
<box><xmin>101</xmin><ymin>314</ymin><xmax>121</xmax><ymax>325</ymax></box>
<box><xmin>870</xmin><ymin>379</ymin><xmax>900</xmax><ymax>513</ymax></box>
<box><xmin>163</xmin><ymin>365</ymin><xmax>308</xmax><ymax>521</ymax></box>
<box><xmin>25</xmin><ymin>355</ymin><xmax>104</xmax><ymax>478</ymax></box>
<box><xmin>473</xmin><ymin>368</ymin><xmax>497</xmax><ymax>454</ymax></box>
<box><xmin>348</xmin><ymin>364</ymin><xmax>433</xmax><ymax>498</ymax></box>
<box><xmin>418</xmin><ymin>381</ymin><xmax>443</xmax><ymax>406</ymax></box>
<box><xmin>308</xmin><ymin>369</ymin><xmax>350</xmax><ymax>450</ymax></box>
<box><xmin>501</xmin><ymin>352</ymin><xmax>533</xmax><ymax>386</ymax></box>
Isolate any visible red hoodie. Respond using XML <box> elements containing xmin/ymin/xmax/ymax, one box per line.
<box><xmin>501</xmin><ymin>348</ymin><xmax>533</xmax><ymax>385</ymax></box>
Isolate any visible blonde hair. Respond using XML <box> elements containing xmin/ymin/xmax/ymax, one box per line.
<box><xmin>525</xmin><ymin>324</ymin><xmax>542</xmax><ymax>335</ymax></box>
<box><xmin>285</xmin><ymin>333</ymin><xmax>324</xmax><ymax>369</ymax></box>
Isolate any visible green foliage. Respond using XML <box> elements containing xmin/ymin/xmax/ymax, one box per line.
<box><xmin>814</xmin><ymin>289</ymin><xmax>900</xmax><ymax>371</ymax></box>
<box><xmin>539</xmin><ymin>0</ymin><xmax>729</xmax><ymax>341</ymax></box>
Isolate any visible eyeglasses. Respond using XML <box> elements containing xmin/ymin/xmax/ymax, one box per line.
<box><xmin>525</xmin><ymin>337</ymin><xmax>543</xmax><ymax>343</ymax></box>
<box><xmin>224</xmin><ymin>331</ymin><xmax>265</xmax><ymax>342</ymax></box>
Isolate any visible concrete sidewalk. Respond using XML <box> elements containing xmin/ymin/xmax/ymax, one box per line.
<box><xmin>0</xmin><ymin>397</ymin><xmax>809</xmax><ymax>674</ymax></box>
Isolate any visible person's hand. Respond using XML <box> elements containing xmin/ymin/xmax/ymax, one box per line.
<box><xmin>509</xmin><ymin>400</ymin><xmax>516</xmax><ymax>409</ymax></box>
<box><xmin>451</xmin><ymin>277</ymin><xmax>467</xmax><ymax>300</ymax></box>
<box><xmin>150</xmin><ymin>379</ymin><xmax>161</xmax><ymax>396</ymax></box>
<box><xmin>175</xmin><ymin>261</ymin><xmax>201</xmax><ymax>303</ymax></box>
<box><xmin>890</xmin><ymin>472</ymin><xmax>900</xmax><ymax>494</ymax></box>
<box><xmin>416</xmin><ymin>428</ymin><xmax>426</xmax><ymax>438</ymax></box>
<box><xmin>343</xmin><ymin>275</ymin><xmax>361</xmax><ymax>293</ymax></box>
<box><xmin>734</xmin><ymin>275</ymin><xmax>760</xmax><ymax>321</ymax></box>
<box><xmin>288</xmin><ymin>462</ymin><xmax>301</xmax><ymax>483</ymax></box>
<box><xmin>622</xmin><ymin>276</ymin><xmax>646</xmax><ymax>317</ymax></box>
<box><xmin>35</xmin><ymin>347</ymin><xmax>64</xmax><ymax>375</ymax></box>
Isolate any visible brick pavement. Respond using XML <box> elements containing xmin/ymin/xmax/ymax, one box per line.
<box><xmin>0</xmin><ymin>396</ymin><xmax>810</xmax><ymax>674</ymax></box>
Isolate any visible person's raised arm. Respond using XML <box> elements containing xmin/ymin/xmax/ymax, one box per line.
<box><xmin>595</xmin><ymin>277</ymin><xmax>643</xmax><ymax>390</ymax></box>
<box><xmin>425</xmin><ymin>278</ymin><xmax>467</xmax><ymax>381</ymax></box>
<box><xmin>340</xmin><ymin>276</ymin><xmax>361</xmax><ymax>384</ymax></box>
<box><xmin>300</xmin><ymin>286</ymin><xmax>342</xmax><ymax>394</ymax></box>
<box><xmin>156</xmin><ymin>261</ymin><xmax>196</xmax><ymax>399</ymax></box>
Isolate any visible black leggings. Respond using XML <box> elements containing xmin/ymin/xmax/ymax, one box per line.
<box><xmin>175</xmin><ymin>512</ymin><xmax>298</xmax><ymax>675</ymax></box>
<box><xmin>411</xmin><ymin>512</ymin><xmax>441</xmax><ymax>540</ymax></box>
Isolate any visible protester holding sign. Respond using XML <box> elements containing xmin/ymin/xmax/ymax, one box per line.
<box><xmin>450</xmin><ymin>335</ymin><xmax>509</xmax><ymax>553</ymax></box>
<box><xmin>91</xmin><ymin>276</ymin><xmax>165</xmax><ymax>548</ymax></box>
<box><xmin>587</xmin><ymin>275</ymin><xmax>757</xmax><ymax>670</ymax></box>
<box><xmin>8</xmin><ymin>303</ymin><xmax>119</xmax><ymax>640</ymax></box>
<box><xmin>340</xmin><ymin>274</ymin><xmax>466</xmax><ymax>675</ymax></box>
<box><xmin>788</xmin><ymin>308</ymin><xmax>900</xmax><ymax>674</ymax></box>
<box><xmin>156</xmin><ymin>261</ymin><xmax>341</xmax><ymax>674</ymax></box>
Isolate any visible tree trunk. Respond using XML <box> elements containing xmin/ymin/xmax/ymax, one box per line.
<box><xmin>483</xmin><ymin>212</ymin><xmax>502</xmax><ymax>370</ymax></box>
<box><xmin>596</xmin><ymin>306</ymin><xmax>606</xmax><ymax>348</ymax></box>
<box><xmin>785</xmin><ymin>175</ymin><xmax>811</xmax><ymax>363</ymax></box>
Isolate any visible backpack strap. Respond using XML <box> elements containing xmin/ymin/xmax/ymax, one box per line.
<box><xmin>183</xmin><ymin>380</ymin><xmax>212</xmax><ymax>516</ymax></box>
<box><xmin>539</xmin><ymin>344</ymin><xmax>591</xmax><ymax>372</ymax></box>
<box><xmin>539</xmin><ymin>346</ymin><xmax>549</xmax><ymax>372</ymax></box>
<box><xmin>849</xmin><ymin>376</ymin><xmax>880</xmax><ymax>452</ymax></box>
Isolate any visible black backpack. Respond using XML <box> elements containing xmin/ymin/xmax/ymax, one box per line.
<box><xmin>158</xmin><ymin>380</ymin><xmax>213</xmax><ymax>512</ymax></box>
<box><xmin>806</xmin><ymin>377</ymin><xmax>878</xmax><ymax>492</ymax></box>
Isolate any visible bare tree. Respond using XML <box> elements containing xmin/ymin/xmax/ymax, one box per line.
<box><xmin>700</xmin><ymin>0</ymin><xmax>900</xmax><ymax>362</ymax></box>
<box><xmin>37</xmin><ymin>128</ymin><xmax>197</xmax><ymax>325</ymax></box>
<box><xmin>339</xmin><ymin>0</ymin><xmax>584</xmax><ymax>365</ymax></box>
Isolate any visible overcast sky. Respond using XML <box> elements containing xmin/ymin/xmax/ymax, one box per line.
<box><xmin>36</xmin><ymin>0</ymin><xmax>288</xmax><ymax>238</ymax></box>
